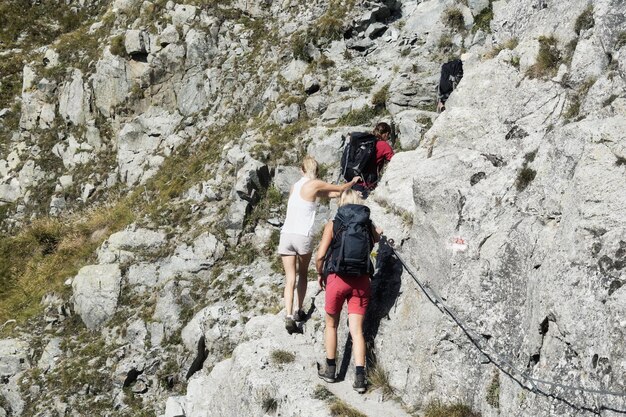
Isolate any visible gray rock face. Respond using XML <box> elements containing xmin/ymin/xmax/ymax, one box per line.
<box><xmin>98</xmin><ymin>227</ymin><xmax>167</xmax><ymax>264</ymax></box>
<box><xmin>125</xmin><ymin>30</ymin><xmax>150</xmax><ymax>55</ymax></box>
<box><xmin>72</xmin><ymin>264</ymin><xmax>122</xmax><ymax>330</ymax></box>
<box><xmin>0</xmin><ymin>339</ymin><xmax>29</xmax><ymax>378</ymax></box>
<box><xmin>273</xmin><ymin>166</ymin><xmax>301</xmax><ymax>197</ymax></box>
<box><xmin>37</xmin><ymin>338</ymin><xmax>62</xmax><ymax>373</ymax></box>
<box><xmin>92</xmin><ymin>50</ymin><xmax>130</xmax><ymax>117</ymax></box>
<box><xmin>116</xmin><ymin>107</ymin><xmax>183</xmax><ymax>185</ymax></box>
<box><xmin>58</xmin><ymin>69</ymin><xmax>89</xmax><ymax>126</ymax></box>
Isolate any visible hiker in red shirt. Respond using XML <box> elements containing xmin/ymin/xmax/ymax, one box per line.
<box><xmin>354</xmin><ymin>122</ymin><xmax>394</xmax><ymax>196</ymax></box>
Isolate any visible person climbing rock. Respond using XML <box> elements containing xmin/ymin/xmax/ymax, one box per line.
<box><xmin>279</xmin><ymin>156</ymin><xmax>360</xmax><ymax>335</ymax></box>
<box><xmin>347</xmin><ymin>122</ymin><xmax>394</xmax><ymax>198</ymax></box>
<box><xmin>437</xmin><ymin>58</ymin><xmax>464</xmax><ymax>112</ymax></box>
<box><xmin>316</xmin><ymin>189</ymin><xmax>382</xmax><ymax>393</ymax></box>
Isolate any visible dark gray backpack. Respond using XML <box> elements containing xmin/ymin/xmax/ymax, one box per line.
<box><xmin>323</xmin><ymin>204</ymin><xmax>374</xmax><ymax>277</ymax></box>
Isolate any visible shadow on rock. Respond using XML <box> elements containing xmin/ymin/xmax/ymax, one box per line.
<box><xmin>337</xmin><ymin>237</ymin><xmax>403</xmax><ymax>379</ymax></box>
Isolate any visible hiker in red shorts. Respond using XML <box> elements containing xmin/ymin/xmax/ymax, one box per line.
<box><xmin>315</xmin><ymin>189</ymin><xmax>382</xmax><ymax>393</ymax></box>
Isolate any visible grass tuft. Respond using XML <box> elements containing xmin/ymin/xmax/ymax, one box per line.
<box><xmin>329</xmin><ymin>400</ymin><xmax>367</xmax><ymax>417</ymax></box>
<box><xmin>526</xmin><ymin>36</ymin><xmax>561</xmax><ymax>79</ymax></box>
<box><xmin>486</xmin><ymin>370</ymin><xmax>500</xmax><ymax>408</ymax></box>
<box><xmin>368</xmin><ymin>363</ymin><xmax>395</xmax><ymax>399</ymax></box>
<box><xmin>443</xmin><ymin>7</ymin><xmax>465</xmax><ymax>32</ymax></box>
<box><xmin>472</xmin><ymin>1</ymin><xmax>494</xmax><ymax>33</ymax></box>
<box><xmin>424</xmin><ymin>400</ymin><xmax>481</xmax><ymax>417</ymax></box>
<box><xmin>270</xmin><ymin>349</ymin><xmax>295</xmax><ymax>364</ymax></box>
<box><xmin>574</xmin><ymin>5</ymin><xmax>594</xmax><ymax>36</ymax></box>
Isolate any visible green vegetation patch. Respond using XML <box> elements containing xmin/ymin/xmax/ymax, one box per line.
<box><xmin>472</xmin><ymin>1</ymin><xmax>494</xmax><ymax>33</ymax></box>
<box><xmin>443</xmin><ymin>7</ymin><xmax>466</xmax><ymax>32</ymax></box>
<box><xmin>371</xmin><ymin>83</ymin><xmax>390</xmax><ymax>109</ymax></box>
<box><xmin>574</xmin><ymin>5</ymin><xmax>594</xmax><ymax>36</ymax></box>
<box><xmin>424</xmin><ymin>400</ymin><xmax>482</xmax><ymax>417</ymax></box>
<box><xmin>486</xmin><ymin>370</ymin><xmax>500</xmax><ymax>408</ymax></box>
<box><xmin>270</xmin><ymin>349</ymin><xmax>295</xmax><ymax>364</ymax></box>
<box><xmin>526</xmin><ymin>35</ymin><xmax>561</xmax><ymax>79</ymax></box>
<box><xmin>0</xmin><ymin>202</ymin><xmax>135</xmax><ymax>327</ymax></box>
<box><xmin>329</xmin><ymin>400</ymin><xmax>367</xmax><ymax>417</ymax></box>
<box><xmin>342</xmin><ymin>69</ymin><xmax>375</xmax><ymax>93</ymax></box>
<box><xmin>367</xmin><ymin>362</ymin><xmax>395</xmax><ymax>399</ymax></box>
<box><xmin>336</xmin><ymin>106</ymin><xmax>384</xmax><ymax>127</ymax></box>
<box><xmin>564</xmin><ymin>78</ymin><xmax>596</xmax><ymax>121</ymax></box>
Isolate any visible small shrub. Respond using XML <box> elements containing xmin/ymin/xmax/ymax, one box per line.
<box><xmin>473</xmin><ymin>1</ymin><xmax>494</xmax><ymax>33</ymax></box>
<box><xmin>271</xmin><ymin>349</ymin><xmax>295</xmax><ymax>364</ymax></box>
<box><xmin>368</xmin><ymin>363</ymin><xmax>395</xmax><ymax>399</ymax></box>
<box><xmin>615</xmin><ymin>155</ymin><xmax>626</xmax><ymax>166</ymax></box>
<box><xmin>317</xmin><ymin>14</ymin><xmax>344</xmax><ymax>41</ymax></box>
<box><xmin>342</xmin><ymin>69</ymin><xmax>375</xmax><ymax>93</ymax></box>
<box><xmin>336</xmin><ymin>106</ymin><xmax>382</xmax><ymax>127</ymax></box>
<box><xmin>526</xmin><ymin>35</ymin><xmax>561</xmax><ymax>79</ymax></box>
<box><xmin>291</xmin><ymin>31</ymin><xmax>311</xmax><ymax>62</ymax></box>
<box><xmin>424</xmin><ymin>400</ymin><xmax>481</xmax><ymax>417</ymax></box>
<box><xmin>312</xmin><ymin>384</ymin><xmax>335</xmax><ymax>401</ymax></box>
<box><xmin>486</xmin><ymin>371</ymin><xmax>500</xmax><ymax>408</ymax></box>
<box><xmin>574</xmin><ymin>5</ymin><xmax>594</xmax><ymax>35</ymax></box>
<box><xmin>371</xmin><ymin>84</ymin><xmax>390</xmax><ymax>108</ymax></box>
<box><xmin>564</xmin><ymin>78</ymin><xmax>595</xmax><ymax>120</ymax></box>
<box><xmin>329</xmin><ymin>400</ymin><xmax>367</xmax><ymax>417</ymax></box>
<box><xmin>110</xmin><ymin>35</ymin><xmax>126</xmax><ymax>57</ymax></box>
<box><xmin>516</xmin><ymin>166</ymin><xmax>537</xmax><ymax>191</ymax></box>
<box><xmin>443</xmin><ymin>7</ymin><xmax>465</xmax><ymax>32</ymax></box>
<box><xmin>438</xmin><ymin>34</ymin><xmax>453</xmax><ymax>50</ymax></box>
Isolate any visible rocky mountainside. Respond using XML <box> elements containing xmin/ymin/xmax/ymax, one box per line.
<box><xmin>0</xmin><ymin>0</ymin><xmax>625</xmax><ymax>416</ymax></box>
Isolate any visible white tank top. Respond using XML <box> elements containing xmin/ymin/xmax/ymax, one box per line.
<box><xmin>281</xmin><ymin>177</ymin><xmax>318</xmax><ymax>236</ymax></box>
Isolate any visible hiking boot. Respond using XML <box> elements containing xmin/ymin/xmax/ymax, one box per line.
<box><xmin>285</xmin><ymin>317</ymin><xmax>297</xmax><ymax>335</ymax></box>
<box><xmin>318</xmin><ymin>364</ymin><xmax>336</xmax><ymax>383</ymax></box>
<box><xmin>353</xmin><ymin>373</ymin><xmax>367</xmax><ymax>394</ymax></box>
<box><xmin>293</xmin><ymin>309</ymin><xmax>306</xmax><ymax>322</ymax></box>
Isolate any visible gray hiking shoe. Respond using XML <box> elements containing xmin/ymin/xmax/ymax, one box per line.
<box><xmin>285</xmin><ymin>317</ymin><xmax>298</xmax><ymax>334</ymax></box>
<box><xmin>353</xmin><ymin>373</ymin><xmax>367</xmax><ymax>393</ymax></box>
<box><xmin>318</xmin><ymin>364</ymin><xmax>336</xmax><ymax>383</ymax></box>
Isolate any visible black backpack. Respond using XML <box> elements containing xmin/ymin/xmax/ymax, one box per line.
<box><xmin>323</xmin><ymin>204</ymin><xmax>374</xmax><ymax>277</ymax></box>
<box><xmin>340</xmin><ymin>132</ymin><xmax>378</xmax><ymax>184</ymax></box>
<box><xmin>438</xmin><ymin>59</ymin><xmax>464</xmax><ymax>102</ymax></box>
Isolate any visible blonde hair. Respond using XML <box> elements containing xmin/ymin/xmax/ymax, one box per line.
<box><xmin>301</xmin><ymin>156</ymin><xmax>318</xmax><ymax>179</ymax></box>
<box><xmin>339</xmin><ymin>189</ymin><xmax>364</xmax><ymax>207</ymax></box>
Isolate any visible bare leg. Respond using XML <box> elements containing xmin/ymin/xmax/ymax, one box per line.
<box><xmin>348</xmin><ymin>313</ymin><xmax>366</xmax><ymax>367</ymax></box>
<box><xmin>325</xmin><ymin>312</ymin><xmax>340</xmax><ymax>360</ymax></box>
<box><xmin>282</xmin><ymin>255</ymin><xmax>297</xmax><ymax>316</ymax></box>
<box><xmin>296</xmin><ymin>253</ymin><xmax>312</xmax><ymax>311</ymax></box>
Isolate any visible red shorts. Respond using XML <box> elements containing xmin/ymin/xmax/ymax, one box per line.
<box><xmin>325</xmin><ymin>273</ymin><xmax>371</xmax><ymax>315</ymax></box>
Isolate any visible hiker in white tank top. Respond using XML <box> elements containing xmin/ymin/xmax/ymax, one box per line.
<box><xmin>281</xmin><ymin>177</ymin><xmax>317</xmax><ymax>237</ymax></box>
<box><xmin>279</xmin><ymin>156</ymin><xmax>360</xmax><ymax>334</ymax></box>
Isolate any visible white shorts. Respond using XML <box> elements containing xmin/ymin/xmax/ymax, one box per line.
<box><xmin>278</xmin><ymin>233</ymin><xmax>313</xmax><ymax>256</ymax></box>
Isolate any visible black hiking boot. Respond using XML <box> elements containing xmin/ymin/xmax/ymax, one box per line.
<box><xmin>318</xmin><ymin>363</ymin><xmax>336</xmax><ymax>383</ymax></box>
<box><xmin>293</xmin><ymin>309</ymin><xmax>306</xmax><ymax>322</ymax></box>
<box><xmin>285</xmin><ymin>317</ymin><xmax>297</xmax><ymax>335</ymax></box>
<box><xmin>353</xmin><ymin>373</ymin><xmax>367</xmax><ymax>393</ymax></box>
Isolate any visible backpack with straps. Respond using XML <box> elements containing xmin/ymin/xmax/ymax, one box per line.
<box><xmin>323</xmin><ymin>204</ymin><xmax>374</xmax><ymax>277</ymax></box>
<box><xmin>340</xmin><ymin>132</ymin><xmax>378</xmax><ymax>184</ymax></box>
<box><xmin>438</xmin><ymin>59</ymin><xmax>464</xmax><ymax>102</ymax></box>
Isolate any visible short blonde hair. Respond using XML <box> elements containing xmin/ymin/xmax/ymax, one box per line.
<box><xmin>339</xmin><ymin>189</ymin><xmax>364</xmax><ymax>207</ymax></box>
<box><xmin>301</xmin><ymin>156</ymin><xmax>318</xmax><ymax>179</ymax></box>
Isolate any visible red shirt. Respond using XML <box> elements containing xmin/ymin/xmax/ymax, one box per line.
<box><xmin>375</xmin><ymin>140</ymin><xmax>394</xmax><ymax>171</ymax></box>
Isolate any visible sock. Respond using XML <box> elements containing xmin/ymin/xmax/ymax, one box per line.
<box><xmin>355</xmin><ymin>366</ymin><xmax>365</xmax><ymax>376</ymax></box>
<box><xmin>326</xmin><ymin>358</ymin><xmax>336</xmax><ymax>367</ymax></box>
<box><xmin>286</xmin><ymin>314</ymin><xmax>293</xmax><ymax>320</ymax></box>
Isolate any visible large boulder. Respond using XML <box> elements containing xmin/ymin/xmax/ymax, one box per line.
<box><xmin>72</xmin><ymin>264</ymin><xmax>122</xmax><ymax>330</ymax></box>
